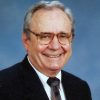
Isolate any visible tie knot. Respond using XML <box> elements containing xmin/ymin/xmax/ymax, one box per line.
<box><xmin>47</xmin><ymin>77</ymin><xmax>60</xmax><ymax>88</ymax></box>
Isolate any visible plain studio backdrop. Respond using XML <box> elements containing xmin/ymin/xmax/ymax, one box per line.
<box><xmin>0</xmin><ymin>0</ymin><xmax>100</xmax><ymax>100</ymax></box>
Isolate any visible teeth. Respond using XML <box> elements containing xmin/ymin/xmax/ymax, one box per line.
<box><xmin>47</xmin><ymin>54</ymin><xmax>61</xmax><ymax>58</ymax></box>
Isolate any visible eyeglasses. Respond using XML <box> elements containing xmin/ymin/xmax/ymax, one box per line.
<box><xmin>25</xmin><ymin>29</ymin><xmax>73</xmax><ymax>45</ymax></box>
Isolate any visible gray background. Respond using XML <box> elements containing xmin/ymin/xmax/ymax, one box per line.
<box><xmin>0</xmin><ymin>0</ymin><xmax>100</xmax><ymax>99</ymax></box>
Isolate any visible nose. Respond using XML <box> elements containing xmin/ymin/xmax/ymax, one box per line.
<box><xmin>48</xmin><ymin>36</ymin><xmax>61</xmax><ymax>50</ymax></box>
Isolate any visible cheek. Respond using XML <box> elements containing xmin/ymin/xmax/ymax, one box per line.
<box><xmin>63</xmin><ymin>46</ymin><xmax>72</xmax><ymax>65</ymax></box>
<box><xmin>62</xmin><ymin>44</ymin><xmax>72</xmax><ymax>52</ymax></box>
<box><xmin>37</xmin><ymin>45</ymin><xmax>48</xmax><ymax>52</ymax></box>
<box><xmin>63</xmin><ymin>44</ymin><xmax>72</xmax><ymax>60</ymax></box>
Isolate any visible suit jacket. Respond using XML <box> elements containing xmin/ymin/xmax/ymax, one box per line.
<box><xmin>0</xmin><ymin>56</ymin><xmax>92</xmax><ymax>100</ymax></box>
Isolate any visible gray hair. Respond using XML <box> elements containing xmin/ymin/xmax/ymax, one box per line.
<box><xmin>23</xmin><ymin>0</ymin><xmax>75</xmax><ymax>37</ymax></box>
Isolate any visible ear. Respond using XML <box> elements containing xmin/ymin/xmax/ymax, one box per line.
<box><xmin>22</xmin><ymin>32</ymin><xmax>30</xmax><ymax>52</ymax></box>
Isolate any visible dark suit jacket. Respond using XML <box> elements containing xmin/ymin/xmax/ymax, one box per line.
<box><xmin>0</xmin><ymin>56</ymin><xmax>92</xmax><ymax>100</ymax></box>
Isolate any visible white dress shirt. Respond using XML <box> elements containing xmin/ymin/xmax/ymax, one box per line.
<box><xmin>28</xmin><ymin>57</ymin><xmax>66</xmax><ymax>100</ymax></box>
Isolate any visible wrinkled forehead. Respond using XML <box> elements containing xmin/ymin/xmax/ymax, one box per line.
<box><xmin>30</xmin><ymin>8</ymin><xmax>72</xmax><ymax>33</ymax></box>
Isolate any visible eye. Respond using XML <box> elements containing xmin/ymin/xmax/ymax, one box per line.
<box><xmin>60</xmin><ymin>33</ymin><xmax>72</xmax><ymax>38</ymax></box>
<box><xmin>60</xmin><ymin>34</ymin><xmax>67</xmax><ymax>38</ymax></box>
<box><xmin>59</xmin><ymin>33</ymin><xmax>67</xmax><ymax>38</ymax></box>
<box><xmin>39</xmin><ymin>33</ymin><xmax>51</xmax><ymax>39</ymax></box>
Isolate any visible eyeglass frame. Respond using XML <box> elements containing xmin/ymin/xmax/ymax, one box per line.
<box><xmin>24</xmin><ymin>28</ymin><xmax>74</xmax><ymax>45</ymax></box>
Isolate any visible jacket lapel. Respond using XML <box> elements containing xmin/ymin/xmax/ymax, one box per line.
<box><xmin>62</xmin><ymin>70</ymin><xmax>72</xmax><ymax>100</ymax></box>
<box><xmin>61</xmin><ymin>71</ymin><xmax>84</xmax><ymax>100</ymax></box>
<box><xmin>21</xmin><ymin>56</ymin><xmax>49</xmax><ymax>100</ymax></box>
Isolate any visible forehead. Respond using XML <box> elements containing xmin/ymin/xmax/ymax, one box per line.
<box><xmin>30</xmin><ymin>8</ymin><xmax>72</xmax><ymax>33</ymax></box>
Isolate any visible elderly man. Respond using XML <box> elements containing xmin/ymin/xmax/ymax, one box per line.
<box><xmin>0</xmin><ymin>1</ymin><xmax>92</xmax><ymax>100</ymax></box>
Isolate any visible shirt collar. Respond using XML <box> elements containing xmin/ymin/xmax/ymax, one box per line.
<box><xmin>27</xmin><ymin>56</ymin><xmax>62</xmax><ymax>84</ymax></box>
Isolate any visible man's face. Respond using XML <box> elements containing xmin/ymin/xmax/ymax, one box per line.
<box><xmin>23</xmin><ymin>8</ymin><xmax>73</xmax><ymax>76</ymax></box>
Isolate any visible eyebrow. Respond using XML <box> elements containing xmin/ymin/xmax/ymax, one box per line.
<box><xmin>39</xmin><ymin>31</ymin><xmax>71</xmax><ymax>34</ymax></box>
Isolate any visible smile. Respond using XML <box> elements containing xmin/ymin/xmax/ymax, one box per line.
<box><xmin>43</xmin><ymin>54</ymin><xmax>63</xmax><ymax>58</ymax></box>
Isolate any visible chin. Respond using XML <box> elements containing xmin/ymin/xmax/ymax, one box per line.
<box><xmin>49</xmin><ymin>65</ymin><xmax>62</xmax><ymax>71</ymax></box>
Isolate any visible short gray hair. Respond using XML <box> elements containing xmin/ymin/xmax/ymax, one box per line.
<box><xmin>23</xmin><ymin>0</ymin><xmax>75</xmax><ymax>37</ymax></box>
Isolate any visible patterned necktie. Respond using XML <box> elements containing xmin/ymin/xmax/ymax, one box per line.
<box><xmin>47</xmin><ymin>77</ymin><xmax>61</xmax><ymax>100</ymax></box>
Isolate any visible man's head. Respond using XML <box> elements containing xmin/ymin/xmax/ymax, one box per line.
<box><xmin>22</xmin><ymin>1</ymin><xmax>74</xmax><ymax>77</ymax></box>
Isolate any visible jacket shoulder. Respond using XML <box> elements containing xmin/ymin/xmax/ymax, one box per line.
<box><xmin>61</xmin><ymin>70</ymin><xmax>92</xmax><ymax>100</ymax></box>
<box><xmin>0</xmin><ymin>62</ymin><xmax>22</xmax><ymax>83</ymax></box>
<box><xmin>62</xmin><ymin>70</ymin><xmax>86</xmax><ymax>83</ymax></box>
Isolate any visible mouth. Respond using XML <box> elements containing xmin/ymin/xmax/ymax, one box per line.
<box><xmin>43</xmin><ymin>53</ymin><xmax>63</xmax><ymax>58</ymax></box>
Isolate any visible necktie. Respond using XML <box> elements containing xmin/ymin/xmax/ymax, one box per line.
<box><xmin>47</xmin><ymin>77</ymin><xmax>61</xmax><ymax>100</ymax></box>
